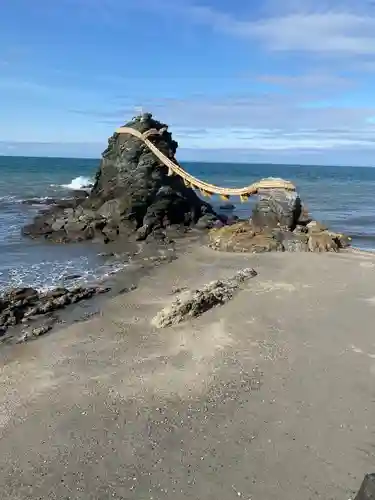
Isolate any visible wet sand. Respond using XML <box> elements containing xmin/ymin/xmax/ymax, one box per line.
<box><xmin>0</xmin><ymin>244</ymin><xmax>374</xmax><ymax>499</ymax></box>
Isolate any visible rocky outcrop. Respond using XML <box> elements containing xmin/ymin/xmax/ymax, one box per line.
<box><xmin>152</xmin><ymin>268</ymin><xmax>257</xmax><ymax>328</ymax></box>
<box><xmin>23</xmin><ymin>113</ymin><xmax>216</xmax><ymax>243</ymax></box>
<box><xmin>0</xmin><ymin>285</ymin><xmax>110</xmax><ymax>336</ymax></box>
<box><xmin>354</xmin><ymin>474</ymin><xmax>375</xmax><ymax>500</ymax></box>
<box><xmin>209</xmin><ymin>189</ymin><xmax>351</xmax><ymax>253</ymax></box>
<box><xmin>252</xmin><ymin>188</ymin><xmax>302</xmax><ymax>231</ymax></box>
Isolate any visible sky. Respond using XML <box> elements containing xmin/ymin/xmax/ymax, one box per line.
<box><xmin>1</xmin><ymin>0</ymin><xmax>375</xmax><ymax>165</ymax></box>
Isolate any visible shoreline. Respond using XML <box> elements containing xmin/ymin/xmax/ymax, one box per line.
<box><xmin>0</xmin><ymin>242</ymin><xmax>374</xmax><ymax>498</ymax></box>
<box><xmin>1</xmin><ymin>201</ymin><xmax>373</xmax><ymax>348</ymax></box>
<box><xmin>0</xmin><ymin>227</ymin><xmax>206</xmax><ymax>347</ymax></box>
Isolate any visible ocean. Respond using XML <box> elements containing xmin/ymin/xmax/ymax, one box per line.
<box><xmin>0</xmin><ymin>155</ymin><xmax>374</xmax><ymax>292</ymax></box>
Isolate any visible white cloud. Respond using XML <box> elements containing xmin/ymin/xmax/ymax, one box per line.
<box><xmin>173</xmin><ymin>1</ymin><xmax>375</xmax><ymax>56</ymax></box>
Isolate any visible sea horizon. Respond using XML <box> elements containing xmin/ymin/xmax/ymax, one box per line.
<box><xmin>1</xmin><ymin>154</ymin><xmax>375</xmax><ymax>292</ymax></box>
<box><xmin>0</xmin><ymin>153</ymin><xmax>374</xmax><ymax>170</ymax></box>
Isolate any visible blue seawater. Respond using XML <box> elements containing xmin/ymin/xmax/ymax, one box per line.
<box><xmin>0</xmin><ymin>155</ymin><xmax>374</xmax><ymax>291</ymax></box>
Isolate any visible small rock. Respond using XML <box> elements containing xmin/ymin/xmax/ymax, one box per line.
<box><xmin>196</xmin><ymin>214</ymin><xmax>217</xmax><ymax>230</ymax></box>
<box><xmin>62</xmin><ymin>274</ymin><xmax>82</xmax><ymax>281</ymax></box>
<box><xmin>97</xmin><ymin>199</ymin><xmax>121</xmax><ymax>220</ymax></box>
<box><xmin>51</xmin><ymin>218</ymin><xmax>67</xmax><ymax>232</ymax></box>
<box><xmin>7</xmin><ymin>287</ymin><xmax>39</xmax><ymax>302</ymax></box>
<box><xmin>64</xmin><ymin>220</ymin><xmax>88</xmax><ymax>234</ymax></box>
<box><xmin>273</xmin><ymin>229</ymin><xmax>309</xmax><ymax>252</ymax></box>
<box><xmin>219</xmin><ymin>203</ymin><xmax>236</xmax><ymax>210</ymax></box>
<box><xmin>95</xmin><ymin>286</ymin><xmax>111</xmax><ymax>294</ymax></box>
<box><xmin>17</xmin><ymin>324</ymin><xmax>53</xmax><ymax>343</ymax></box>
<box><xmin>52</xmin><ymin>295</ymin><xmax>71</xmax><ymax>308</ymax></box>
<box><xmin>171</xmin><ymin>286</ymin><xmax>188</xmax><ymax>294</ymax></box>
<box><xmin>136</xmin><ymin>224</ymin><xmax>151</xmax><ymax>241</ymax></box>
<box><xmin>152</xmin><ymin>268</ymin><xmax>257</xmax><ymax>328</ymax></box>
<box><xmin>208</xmin><ymin>222</ymin><xmax>283</xmax><ymax>253</ymax></box>
<box><xmin>44</xmin><ymin>287</ymin><xmax>69</xmax><ymax>299</ymax></box>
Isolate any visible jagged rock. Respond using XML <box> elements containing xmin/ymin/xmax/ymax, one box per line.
<box><xmin>64</xmin><ymin>220</ymin><xmax>87</xmax><ymax>233</ymax></box>
<box><xmin>308</xmin><ymin>232</ymin><xmax>338</xmax><ymax>252</ymax></box>
<box><xmin>245</xmin><ymin>232</ymin><xmax>284</xmax><ymax>253</ymax></box>
<box><xmin>273</xmin><ymin>230</ymin><xmax>309</xmax><ymax>252</ymax></box>
<box><xmin>354</xmin><ymin>474</ymin><xmax>375</xmax><ymax>500</ymax></box>
<box><xmin>22</xmin><ymin>113</ymin><xmax>216</xmax><ymax>243</ymax></box>
<box><xmin>196</xmin><ymin>213</ymin><xmax>218</xmax><ymax>230</ymax></box>
<box><xmin>152</xmin><ymin>268</ymin><xmax>257</xmax><ymax>328</ymax></box>
<box><xmin>209</xmin><ymin>219</ymin><xmax>348</xmax><ymax>254</ymax></box>
<box><xmin>8</xmin><ymin>287</ymin><xmax>39</xmax><ymax>302</ymax></box>
<box><xmin>51</xmin><ymin>218</ymin><xmax>66</xmax><ymax>232</ymax></box>
<box><xmin>252</xmin><ymin>189</ymin><xmax>302</xmax><ymax>231</ymax></box>
<box><xmin>17</xmin><ymin>324</ymin><xmax>53</xmax><ymax>343</ymax></box>
<box><xmin>330</xmin><ymin>231</ymin><xmax>351</xmax><ymax>249</ymax></box>
<box><xmin>208</xmin><ymin>222</ymin><xmax>283</xmax><ymax>253</ymax></box>
<box><xmin>97</xmin><ymin>199</ymin><xmax>121</xmax><ymax>220</ymax></box>
<box><xmin>0</xmin><ymin>285</ymin><xmax>110</xmax><ymax>335</ymax></box>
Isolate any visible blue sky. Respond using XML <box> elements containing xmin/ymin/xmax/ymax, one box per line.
<box><xmin>2</xmin><ymin>0</ymin><xmax>375</xmax><ymax>164</ymax></box>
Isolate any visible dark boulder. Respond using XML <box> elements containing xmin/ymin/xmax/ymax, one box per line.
<box><xmin>22</xmin><ymin>113</ymin><xmax>217</xmax><ymax>243</ymax></box>
<box><xmin>252</xmin><ymin>189</ymin><xmax>302</xmax><ymax>231</ymax></box>
<box><xmin>0</xmin><ymin>285</ymin><xmax>110</xmax><ymax>336</ymax></box>
<box><xmin>354</xmin><ymin>474</ymin><xmax>375</xmax><ymax>500</ymax></box>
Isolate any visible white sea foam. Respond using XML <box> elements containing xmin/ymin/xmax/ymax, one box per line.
<box><xmin>61</xmin><ymin>175</ymin><xmax>93</xmax><ymax>190</ymax></box>
<box><xmin>0</xmin><ymin>256</ymin><xmax>129</xmax><ymax>294</ymax></box>
<box><xmin>0</xmin><ymin>195</ymin><xmax>22</xmax><ymax>203</ymax></box>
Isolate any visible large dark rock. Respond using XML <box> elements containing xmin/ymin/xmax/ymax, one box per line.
<box><xmin>0</xmin><ymin>285</ymin><xmax>111</xmax><ymax>336</ymax></box>
<box><xmin>89</xmin><ymin>114</ymin><xmax>215</xmax><ymax>237</ymax></box>
<box><xmin>252</xmin><ymin>189</ymin><xmax>302</xmax><ymax>231</ymax></box>
<box><xmin>23</xmin><ymin>113</ymin><xmax>216</xmax><ymax>243</ymax></box>
<box><xmin>354</xmin><ymin>474</ymin><xmax>375</xmax><ymax>500</ymax></box>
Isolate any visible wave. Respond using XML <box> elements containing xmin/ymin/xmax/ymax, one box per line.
<box><xmin>0</xmin><ymin>195</ymin><xmax>22</xmax><ymax>203</ymax></box>
<box><xmin>61</xmin><ymin>175</ymin><xmax>93</xmax><ymax>190</ymax></box>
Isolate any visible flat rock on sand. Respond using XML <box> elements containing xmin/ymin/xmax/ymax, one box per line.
<box><xmin>0</xmin><ymin>246</ymin><xmax>374</xmax><ymax>500</ymax></box>
<box><xmin>151</xmin><ymin>267</ymin><xmax>257</xmax><ymax>327</ymax></box>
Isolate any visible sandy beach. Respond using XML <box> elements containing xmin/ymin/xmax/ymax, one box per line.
<box><xmin>0</xmin><ymin>243</ymin><xmax>374</xmax><ymax>499</ymax></box>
